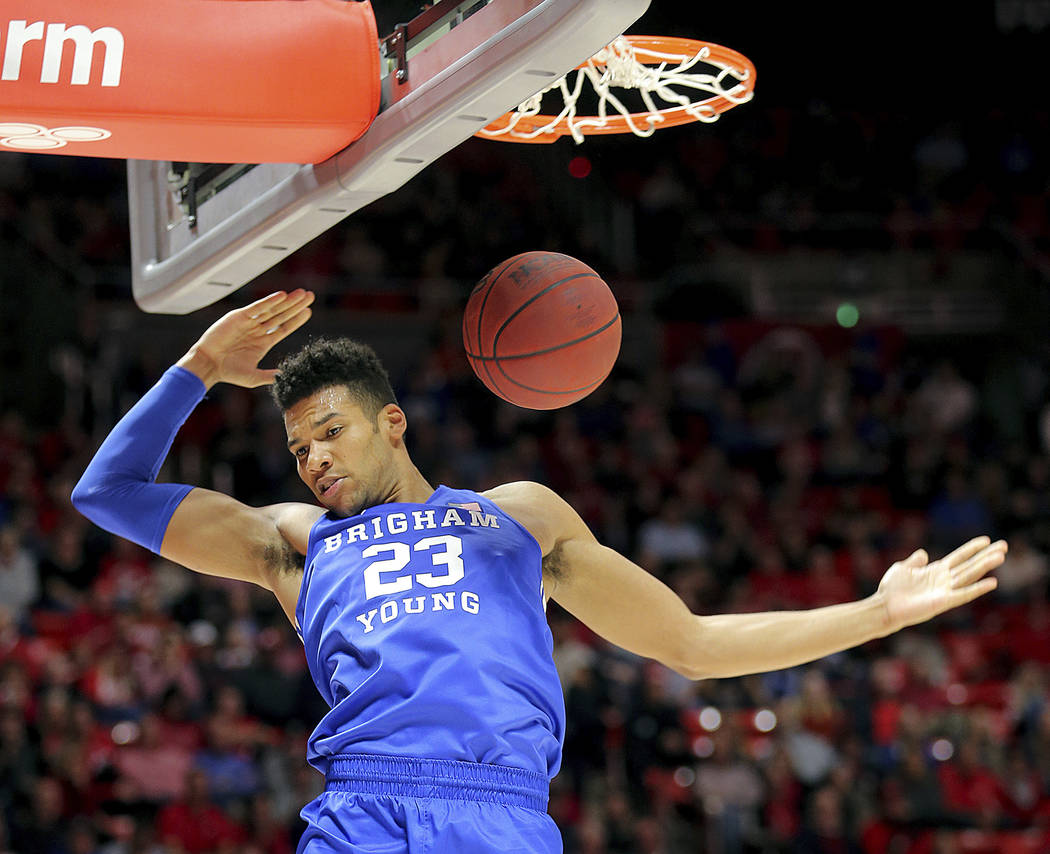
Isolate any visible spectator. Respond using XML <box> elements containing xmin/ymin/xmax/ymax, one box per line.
<box><xmin>762</xmin><ymin>748</ymin><xmax>803</xmax><ymax>848</ymax></box>
<box><xmin>66</xmin><ymin>818</ymin><xmax>102</xmax><ymax>854</ymax></box>
<box><xmin>994</xmin><ymin>532</ymin><xmax>1048</xmax><ymax>603</ymax></box>
<box><xmin>562</xmin><ymin>665</ymin><xmax>610</xmax><ymax>798</ymax></box>
<box><xmin>695</xmin><ymin>728</ymin><xmax>765</xmax><ymax>853</ymax></box>
<box><xmin>882</xmin><ymin>743</ymin><xmax>954</xmax><ymax>828</ymax></box>
<box><xmin>0</xmin><ymin>524</ymin><xmax>39</xmax><ymax>625</ymax></box>
<box><xmin>156</xmin><ymin>769</ymin><xmax>245</xmax><ymax>854</ymax></box>
<box><xmin>911</xmin><ymin>362</ymin><xmax>977</xmax><ymax>435</ymax></box>
<box><xmin>778</xmin><ymin>696</ymin><xmax>840</xmax><ymax>787</ymax></box>
<box><xmin>9</xmin><ymin>776</ymin><xmax>68</xmax><ymax>854</ymax></box>
<box><xmin>602</xmin><ymin>790</ymin><xmax>639</xmax><ymax>853</ymax></box>
<box><xmin>937</xmin><ymin>741</ymin><xmax>1006</xmax><ymax>828</ymax></box>
<box><xmin>78</xmin><ymin>644</ymin><xmax>141</xmax><ymax>724</ymax></box>
<box><xmin>95</xmin><ymin>821</ymin><xmax>164</xmax><ymax>854</ymax></box>
<box><xmin>625</xmin><ymin>664</ymin><xmax>690</xmax><ymax>800</ymax></box>
<box><xmin>637</xmin><ymin>496</ymin><xmax>710</xmax><ymax>569</ymax></box>
<box><xmin>799</xmin><ymin>545</ymin><xmax>855</xmax><ymax>609</ymax></box>
<box><xmin>999</xmin><ymin>749</ymin><xmax>1042</xmax><ymax>824</ymax></box>
<box><xmin>37</xmin><ymin>526</ymin><xmax>93</xmax><ymax>611</ymax></box>
<box><xmin>1008</xmin><ymin>662</ymin><xmax>1047</xmax><ymax>746</ymax></box>
<box><xmin>0</xmin><ymin>706</ymin><xmax>37</xmax><ymax>813</ymax></box>
<box><xmin>113</xmin><ymin>713</ymin><xmax>194</xmax><ymax>803</ymax></box>
<box><xmin>0</xmin><ymin>813</ymin><xmax>14</xmax><ymax>854</ymax></box>
<box><xmin>196</xmin><ymin>685</ymin><xmax>267</xmax><ymax>803</ymax></box>
<box><xmin>793</xmin><ymin>785</ymin><xmax>862</xmax><ymax>854</ymax></box>
<box><xmin>132</xmin><ymin>627</ymin><xmax>204</xmax><ymax>709</ymax></box>
<box><xmin>92</xmin><ymin>539</ymin><xmax>151</xmax><ymax>611</ymax></box>
<box><xmin>245</xmin><ymin>792</ymin><xmax>294</xmax><ymax>854</ymax></box>
<box><xmin>927</xmin><ymin>471</ymin><xmax>994</xmax><ymax>554</ymax></box>
<box><xmin>798</xmin><ymin>670</ymin><xmax>847</xmax><ymax>743</ymax></box>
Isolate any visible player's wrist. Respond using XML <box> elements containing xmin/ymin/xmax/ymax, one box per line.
<box><xmin>866</xmin><ymin>590</ymin><xmax>896</xmax><ymax>637</ymax></box>
<box><xmin>176</xmin><ymin>347</ymin><xmax>221</xmax><ymax>389</ymax></box>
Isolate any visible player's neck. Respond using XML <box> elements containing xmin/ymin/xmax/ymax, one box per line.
<box><xmin>384</xmin><ymin>461</ymin><xmax>435</xmax><ymax>506</ymax></box>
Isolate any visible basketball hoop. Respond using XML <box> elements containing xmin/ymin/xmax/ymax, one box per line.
<box><xmin>477</xmin><ymin>35</ymin><xmax>755</xmax><ymax>144</ymax></box>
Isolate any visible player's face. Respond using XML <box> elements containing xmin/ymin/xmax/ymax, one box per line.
<box><xmin>283</xmin><ymin>385</ymin><xmax>393</xmax><ymax>516</ymax></box>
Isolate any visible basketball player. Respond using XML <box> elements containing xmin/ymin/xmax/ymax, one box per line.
<box><xmin>72</xmin><ymin>289</ymin><xmax>1007</xmax><ymax>853</ymax></box>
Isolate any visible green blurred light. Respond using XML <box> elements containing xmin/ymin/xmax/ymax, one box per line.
<box><xmin>836</xmin><ymin>302</ymin><xmax>859</xmax><ymax>328</ymax></box>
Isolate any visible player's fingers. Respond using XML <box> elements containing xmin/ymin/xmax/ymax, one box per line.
<box><xmin>946</xmin><ymin>577</ymin><xmax>998</xmax><ymax>610</ymax></box>
<box><xmin>952</xmin><ymin>541</ymin><xmax>1007</xmax><ymax>586</ymax></box>
<box><xmin>244</xmin><ymin>288</ymin><xmax>310</xmax><ymax>326</ymax></box>
<box><xmin>256</xmin><ymin>291</ymin><xmax>313</xmax><ymax>333</ymax></box>
<box><xmin>265</xmin><ymin>306</ymin><xmax>312</xmax><ymax>340</ymax></box>
<box><xmin>243</xmin><ymin>290</ymin><xmax>291</xmax><ymax>320</ymax></box>
<box><xmin>953</xmin><ymin>539</ymin><xmax>1007</xmax><ymax>571</ymax></box>
<box><xmin>940</xmin><ymin>536</ymin><xmax>992</xmax><ymax>568</ymax></box>
<box><xmin>268</xmin><ymin>290</ymin><xmax>315</xmax><ymax>325</ymax></box>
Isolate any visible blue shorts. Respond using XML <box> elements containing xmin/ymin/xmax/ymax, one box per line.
<box><xmin>298</xmin><ymin>754</ymin><xmax>562</xmax><ymax>854</ymax></box>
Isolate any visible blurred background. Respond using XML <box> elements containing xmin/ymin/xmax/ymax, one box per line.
<box><xmin>1</xmin><ymin>2</ymin><xmax>1049</xmax><ymax>853</ymax></box>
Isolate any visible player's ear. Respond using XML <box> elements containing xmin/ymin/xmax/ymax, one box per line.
<box><xmin>379</xmin><ymin>403</ymin><xmax>407</xmax><ymax>442</ymax></box>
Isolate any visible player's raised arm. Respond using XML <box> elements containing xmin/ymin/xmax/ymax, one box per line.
<box><xmin>487</xmin><ymin>481</ymin><xmax>1007</xmax><ymax>680</ymax></box>
<box><xmin>71</xmin><ymin>290</ymin><xmax>320</xmax><ymax>618</ymax></box>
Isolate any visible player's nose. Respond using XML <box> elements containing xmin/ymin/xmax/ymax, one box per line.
<box><xmin>306</xmin><ymin>445</ymin><xmax>331</xmax><ymax>472</ymax></box>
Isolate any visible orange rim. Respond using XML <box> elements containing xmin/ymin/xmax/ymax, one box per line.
<box><xmin>478</xmin><ymin>35</ymin><xmax>755</xmax><ymax>143</ymax></box>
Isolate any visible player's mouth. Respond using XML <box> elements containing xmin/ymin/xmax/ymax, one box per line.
<box><xmin>317</xmin><ymin>477</ymin><xmax>344</xmax><ymax>498</ymax></box>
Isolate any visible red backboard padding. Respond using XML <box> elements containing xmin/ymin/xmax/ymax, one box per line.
<box><xmin>0</xmin><ymin>0</ymin><xmax>380</xmax><ymax>163</ymax></box>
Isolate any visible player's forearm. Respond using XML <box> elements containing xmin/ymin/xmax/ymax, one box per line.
<box><xmin>549</xmin><ymin>536</ymin><xmax>898</xmax><ymax>682</ymax></box>
<box><xmin>685</xmin><ymin>595</ymin><xmax>891</xmax><ymax>679</ymax></box>
<box><xmin>71</xmin><ymin>366</ymin><xmax>205</xmax><ymax>552</ymax></box>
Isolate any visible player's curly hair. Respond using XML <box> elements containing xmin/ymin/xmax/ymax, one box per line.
<box><xmin>271</xmin><ymin>337</ymin><xmax>397</xmax><ymax>418</ymax></box>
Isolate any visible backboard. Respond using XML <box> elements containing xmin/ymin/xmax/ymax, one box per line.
<box><xmin>129</xmin><ymin>0</ymin><xmax>651</xmax><ymax>314</ymax></box>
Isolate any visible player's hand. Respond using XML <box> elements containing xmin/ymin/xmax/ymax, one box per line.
<box><xmin>177</xmin><ymin>289</ymin><xmax>315</xmax><ymax>388</ymax></box>
<box><xmin>875</xmin><ymin>536</ymin><xmax>1006</xmax><ymax>632</ymax></box>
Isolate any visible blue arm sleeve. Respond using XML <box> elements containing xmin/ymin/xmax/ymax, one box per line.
<box><xmin>71</xmin><ymin>366</ymin><xmax>207</xmax><ymax>554</ymax></box>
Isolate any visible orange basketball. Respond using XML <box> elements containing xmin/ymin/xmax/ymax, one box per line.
<box><xmin>463</xmin><ymin>251</ymin><xmax>621</xmax><ymax>409</ymax></box>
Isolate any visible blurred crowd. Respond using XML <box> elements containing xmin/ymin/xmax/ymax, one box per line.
<box><xmin>1</xmin><ymin>96</ymin><xmax>1049</xmax><ymax>854</ymax></box>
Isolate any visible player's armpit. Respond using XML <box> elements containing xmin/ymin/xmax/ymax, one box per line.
<box><xmin>261</xmin><ymin>502</ymin><xmax>327</xmax><ymax>557</ymax></box>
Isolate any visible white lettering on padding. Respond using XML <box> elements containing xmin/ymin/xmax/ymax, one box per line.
<box><xmin>41</xmin><ymin>23</ymin><xmax>124</xmax><ymax>86</ymax></box>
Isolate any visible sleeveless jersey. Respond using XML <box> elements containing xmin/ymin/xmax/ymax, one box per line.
<box><xmin>295</xmin><ymin>485</ymin><xmax>565</xmax><ymax>780</ymax></box>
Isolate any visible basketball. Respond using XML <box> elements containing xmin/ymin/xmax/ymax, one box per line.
<box><xmin>462</xmin><ymin>251</ymin><xmax>621</xmax><ymax>409</ymax></box>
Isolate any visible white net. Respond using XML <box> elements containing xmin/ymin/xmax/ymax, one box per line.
<box><xmin>478</xmin><ymin>36</ymin><xmax>755</xmax><ymax>143</ymax></box>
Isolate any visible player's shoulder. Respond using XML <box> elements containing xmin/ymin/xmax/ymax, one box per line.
<box><xmin>481</xmin><ymin>481</ymin><xmax>586</xmax><ymax>555</ymax></box>
<box><xmin>480</xmin><ymin>480</ymin><xmax>570</xmax><ymax>519</ymax></box>
<box><xmin>481</xmin><ymin>480</ymin><xmax>558</xmax><ymax>504</ymax></box>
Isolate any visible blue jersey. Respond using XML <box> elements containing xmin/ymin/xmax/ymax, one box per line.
<box><xmin>295</xmin><ymin>485</ymin><xmax>565</xmax><ymax>781</ymax></box>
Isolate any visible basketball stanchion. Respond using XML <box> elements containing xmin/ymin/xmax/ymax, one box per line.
<box><xmin>478</xmin><ymin>35</ymin><xmax>755</xmax><ymax>143</ymax></box>
<box><xmin>124</xmin><ymin>0</ymin><xmax>652</xmax><ymax>313</ymax></box>
<box><xmin>0</xmin><ymin>0</ymin><xmax>755</xmax><ymax>312</ymax></box>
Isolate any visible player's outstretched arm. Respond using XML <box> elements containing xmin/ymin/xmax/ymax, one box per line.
<box><xmin>488</xmin><ymin>482</ymin><xmax>1006</xmax><ymax>680</ymax></box>
<box><xmin>72</xmin><ymin>291</ymin><xmax>320</xmax><ymax>620</ymax></box>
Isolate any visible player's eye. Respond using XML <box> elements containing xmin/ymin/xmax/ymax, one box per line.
<box><xmin>327</xmin><ymin>425</ymin><xmax>342</xmax><ymax>438</ymax></box>
<box><xmin>294</xmin><ymin>446</ymin><xmax>308</xmax><ymax>458</ymax></box>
